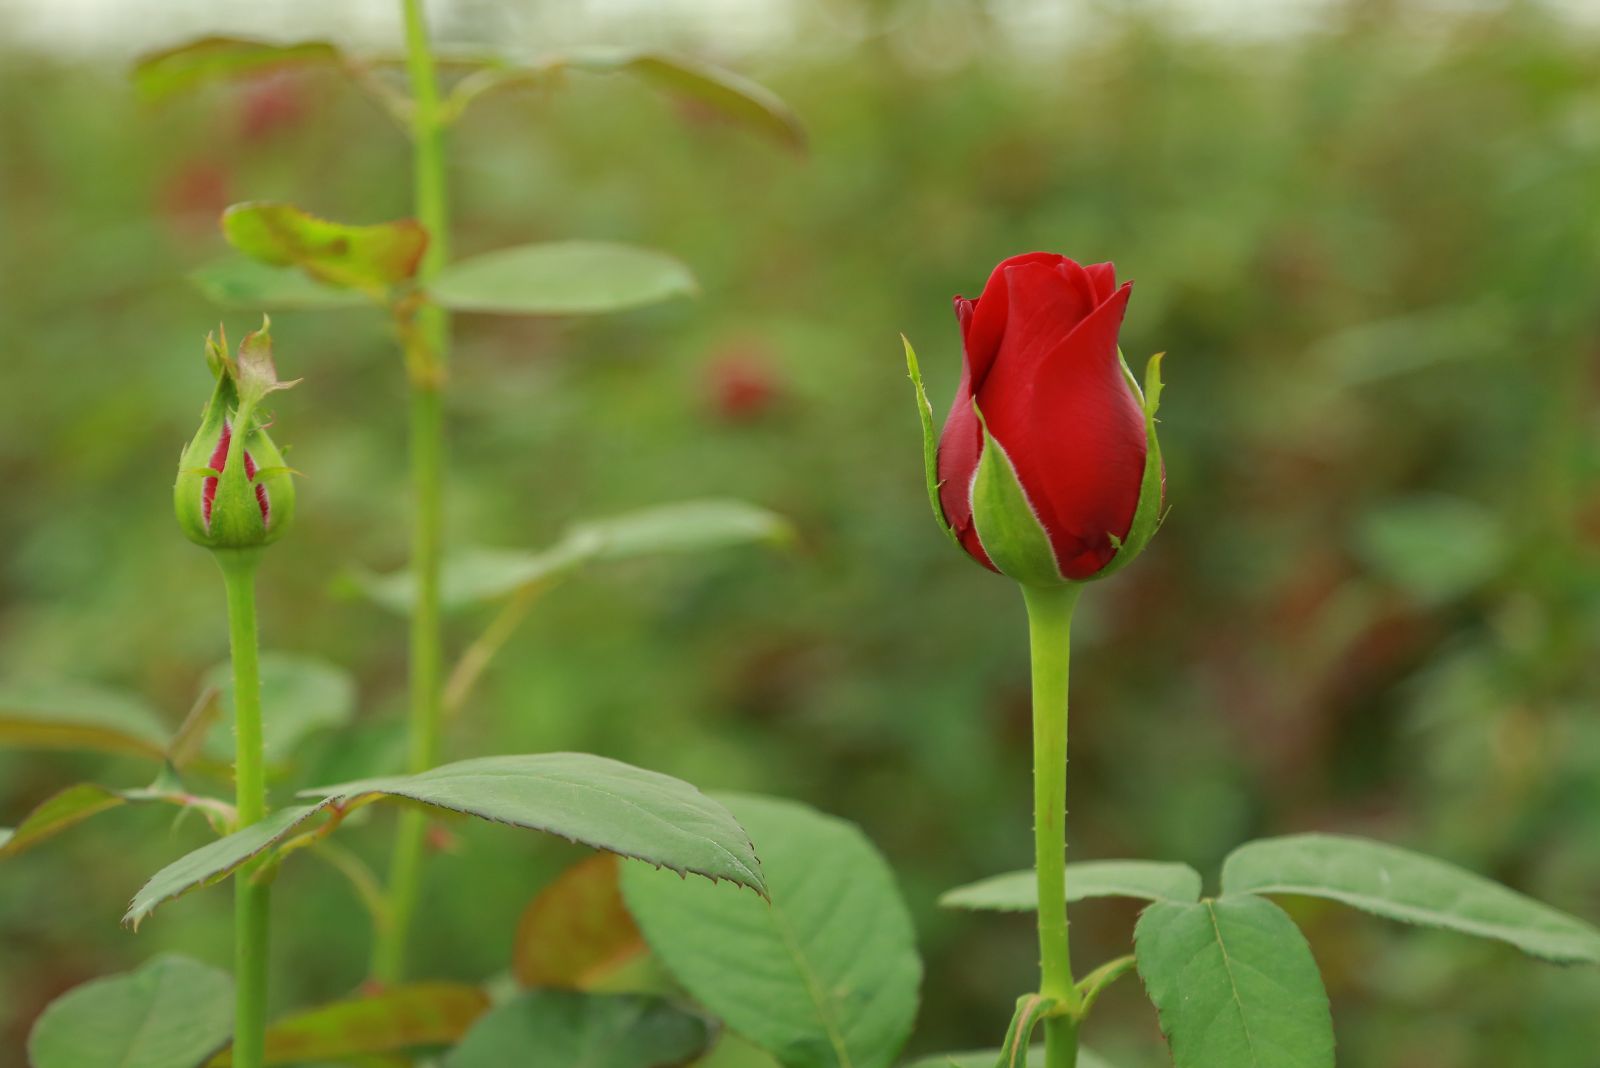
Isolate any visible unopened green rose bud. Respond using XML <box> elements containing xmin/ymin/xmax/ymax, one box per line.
<box><xmin>174</xmin><ymin>320</ymin><xmax>298</xmax><ymax>552</ymax></box>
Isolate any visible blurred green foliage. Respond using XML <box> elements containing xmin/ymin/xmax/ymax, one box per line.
<box><xmin>2</xmin><ymin>1</ymin><xmax>1600</xmax><ymax>1065</ymax></box>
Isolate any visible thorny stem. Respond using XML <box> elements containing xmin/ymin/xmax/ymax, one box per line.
<box><xmin>374</xmin><ymin>0</ymin><xmax>451</xmax><ymax>984</ymax></box>
<box><xmin>218</xmin><ymin>549</ymin><xmax>269</xmax><ymax>1068</ymax></box>
<box><xmin>1022</xmin><ymin>582</ymin><xmax>1085</xmax><ymax>1068</ymax></box>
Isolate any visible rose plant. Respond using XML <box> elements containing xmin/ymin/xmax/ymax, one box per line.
<box><xmin>899</xmin><ymin>252</ymin><xmax>1600</xmax><ymax>1068</ymax></box>
<box><xmin>4</xmin><ymin>3</ymin><xmax>829</xmax><ymax>1066</ymax></box>
<box><xmin>5</xmin><ymin>9</ymin><xmax>1600</xmax><ymax>1068</ymax></box>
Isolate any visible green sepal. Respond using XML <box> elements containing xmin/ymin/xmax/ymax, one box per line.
<box><xmin>205</xmin><ymin>408</ymin><xmax>272</xmax><ymax>550</ymax></box>
<box><xmin>902</xmin><ymin>335</ymin><xmax>956</xmax><ymax>545</ymax></box>
<box><xmin>174</xmin><ymin>350</ymin><xmax>237</xmax><ymax>548</ymax></box>
<box><xmin>234</xmin><ymin>316</ymin><xmax>300</xmax><ymax>406</ymax></box>
<box><xmin>992</xmin><ymin>993</ymin><xmax>1061</xmax><ymax>1068</ymax></box>
<box><xmin>1091</xmin><ymin>350</ymin><xmax>1165</xmax><ymax>582</ymax></box>
<box><xmin>204</xmin><ymin>328</ymin><xmax>231</xmax><ymax>379</ymax></box>
<box><xmin>971</xmin><ymin>404</ymin><xmax>1066</xmax><ymax>587</ymax></box>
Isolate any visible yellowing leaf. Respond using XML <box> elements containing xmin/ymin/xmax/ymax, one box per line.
<box><xmin>0</xmin><ymin>682</ymin><xmax>170</xmax><ymax>760</ymax></box>
<box><xmin>0</xmin><ymin>784</ymin><xmax>125</xmax><ymax>859</ymax></box>
<box><xmin>222</xmin><ymin>202</ymin><xmax>428</xmax><ymax>296</ymax></box>
<box><xmin>133</xmin><ymin>37</ymin><xmax>342</xmax><ymax>103</ymax></box>
<box><xmin>208</xmin><ymin>984</ymin><xmax>489</xmax><ymax>1066</ymax></box>
<box><xmin>514</xmin><ymin>855</ymin><xmax>646</xmax><ymax>989</ymax></box>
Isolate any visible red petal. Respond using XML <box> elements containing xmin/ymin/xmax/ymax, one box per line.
<box><xmin>243</xmin><ymin>449</ymin><xmax>270</xmax><ymax>523</ymax></box>
<box><xmin>952</xmin><ymin>296</ymin><xmax>974</xmax><ymax>336</ymax></box>
<box><xmin>201</xmin><ymin>422</ymin><xmax>233</xmax><ymax>529</ymax></box>
<box><xmin>1085</xmin><ymin>262</ymin><xmax>1118</xmax><ymax>303</ymax></box>
<box><xmin>934</xmin><ymin>365</ymin><xmax>997</xmax><ymax>572</ymax></box>
<box><xmin>199</xmin><ymin>421</ymin><xmax>272</xmax><ymax>528</ymax></box>
<box><xmin>976</xmin><ymin>283</ymin><xmax>1143</xmax><ymax>579</ymax></box>
<box><xmin>206</xmin><ymin>422</ymin><xmax>232</xmax><ymax>471</ymax></box>
<box><xmin>958</xmin><ymin>252</ymin><xmax>1069</xmax><ymax>389</ymax></box>
<box><xmin>983</xmin><ymin>260</ymin><xmax>1101</xmax><ymax>389</ymax></box>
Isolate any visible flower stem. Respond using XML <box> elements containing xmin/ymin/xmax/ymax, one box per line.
<box><xmin>1022</xmin><ymin>582</ymin><xmax>1084</xmax><ymax>1068</ymax></box>
<box><xmin>373</xmin><ymin>0</ymin><xmax>451</xmax><ymax>984</ymax></box>
<box><xmin>218</xmin><ymin>549</ymin><xmax>269</xmax><ymax>1068</ymax></box>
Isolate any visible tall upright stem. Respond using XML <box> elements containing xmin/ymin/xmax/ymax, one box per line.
<box><xmin>1022</xmin><ymin>583</ymin><xmax>1084</xmax><ymax>1068</ymax></box>
<box><xmin>374</xmin><ymin>0</ymin><xmax>451</xmax><ymax>984</ymax></box>
<box><xmin>219</xmin><ymin>549</ymin><xmax>269</xmax><ymax>1068</ymax></box>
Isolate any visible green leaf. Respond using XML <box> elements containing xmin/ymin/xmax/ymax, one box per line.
<box><xmin>621</xmin><ymin>794</ymin><xmax>921</xmax><ymax>1068</ymax></box>
<box><xmin>201</xmin><ymin>653</ymin><xmax>356</xmax><ymax>765</ymax></box>
<box><xmin>1221</xmin><ymin>833</ymin><xmax>1600</xmax><ymax>964</ymax></box>
<box><xmin>449</xmin><ymin>50</ymin><xmax>803</xmax><ymax>150</ymax></box>
<box><xmin>191</xmin><ymin>257</ymin><xmax>369</xmax><ymax>310</ymax></box>
<box><xmin>577</xmin><ymin>499</ymin><xmax>792</xmax><ymax>559</ymax></box>
<box><xmin>940</xmin><ymin>860</ymin><xmax>1204</xmax><ymax>911</ymax></box>
<box><xmin>208</xmin><ymin>983</ymin><xmax>489</xmax><ymax>1066</ymax></box>
<box><xmin>128</xmin><ymin>754</ymin><xmax>766</xmax><ymax>928</ymax></box>
<box><xmin>902</xmin><ymin>1049</ymin><xmax>1115</xmax><ymax>1068</ymax></box>
<box><xmin>2</xmin><ymin>781</ymin><xmax>235</xmax><ymax>861</ymax></box>
<box><xmin>569</xmin><ymin>48</ymin><xmax>805</xmax><ymax>151</ymax></box>
<box><xmin>133</xmin><ymin>36</ymin><xmax>342</xmax><ymax>102</ymax></box>
<box><xmin>698</xmin><ymin>1033</ymin><xmax>782</xmax><ymax>1068</ymax></box>
<box><xmin>445</xmin><ymin>990</ymin><xmax>711</xmax><ymax>1068</ymax></box>
<box><xmin>28</xmin><ymin>955</ymin><xmax>234</xmax><ymax>1068</ymax></box>
<box><xmin>354</xmin><ymin>499</ymin><xmax>791</xmax><ymax>614</ymax></box>
<box><xmin>1353</xmin><ymin>494</ymin><xmax>1507</xmax><ymax>603</ymax></box>
<box><xmin>353</xmin><ymin>545</ymin><xmax>584</xmax><ymax>615</ymax></box>
<box><xmin>222</xmin><ymin>201</ymin><xmax>428</xmax><ymax>295</ymax></box>
<box><xmin>513</xmin><ymin>854</ymin><xmax>645</xmax><ymax>989</ymax></box>
<box><xmin>0</xmin><ymin>681</ymin><xmax>170</xmax><ymax>759</ymax></box>
<box><xmin>429</xmin><ymin>241</ymin><xmax>696</xmax><ymax>316</ymax></box>
<box><xmin>309</xmin><ymin>754</ymin><xmax>765</xmax><ymax>890</ymax></box>
<box><xmin>125</xmin><ymin>804</ymin><xmax>316</xmax><ymax>929</ymax></box>
<box><xmin>969</xmin><ymin>406</ymin><xmax>1061</xmax><ymax>586</ymax></box>
<box><xmin>1134</xmin><ymin>895</ymin><xmax>1334</xmax><ymax>1068</ymax></box>
<box><xmin>0</xmin><ymin>783</ymin><xmax>125</xmax><ymax>859</ymax></box>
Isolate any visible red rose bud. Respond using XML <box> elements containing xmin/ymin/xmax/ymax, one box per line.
<box><xmin>175</xmin><ymin>321</ymin><xmax>298</xmax><ymax>552</ymax></box>
<box><xmin>707</xmin><ymin>345</ymin><xmax>783</xmax><ymax>422</ymax></box>
<box><xmin>904</xmin><ymin>252</ymin><xmax>1165</xmax><ymax>586</ymax></box>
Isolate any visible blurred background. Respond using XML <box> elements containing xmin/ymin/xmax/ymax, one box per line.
<box><xmin>3</xmin><ymin>0</ymin><xmax>1600</xmax><ymax>1064</ymax></box>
